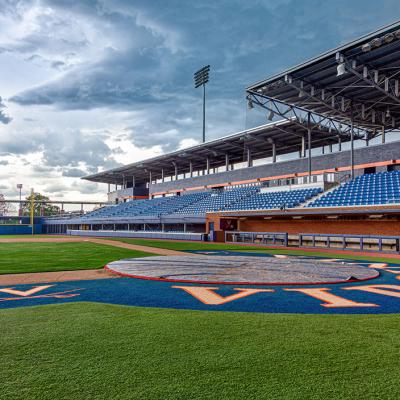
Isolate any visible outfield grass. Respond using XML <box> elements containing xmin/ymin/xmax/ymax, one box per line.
<box><xmin>109</xmin><ymin>238</ymin><xmax>400</xmax><ymax>265</ymax></box>
<box><xmin>0</xmin><ymin>242</ymin><xmax>154</xmax><ymax>274</ymax></box>
<box><xmin>0</xmin><ymin>302</ymin><xmax>399</xmax><ymax>400</ymax></box>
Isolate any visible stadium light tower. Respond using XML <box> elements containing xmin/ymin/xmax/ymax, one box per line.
<box><xmin>194</xmin><ymin>65</ymin><xmax>210</xmax><ymax>143</ymax></box>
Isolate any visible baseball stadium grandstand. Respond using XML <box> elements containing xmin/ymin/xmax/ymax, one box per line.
<box><xmin>37</xmin><ymin>21</ymin><xmax>400</xmax><ymax>254</ymax></box>
<box><xmin>4</xmin><ymin>17</ymin><xmax>400</xmax><ymax>400</ymax></box>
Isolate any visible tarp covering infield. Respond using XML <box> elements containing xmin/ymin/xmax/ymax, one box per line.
<box><xmin>2</xmin><ymin>251</ymin><xmax>400</xmax><ymax>314</ymax></box>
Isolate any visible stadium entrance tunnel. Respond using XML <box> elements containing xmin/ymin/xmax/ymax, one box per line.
<box><xmin>105</xmin><ymin>254</ymin><xmax>379</xmax><ymax>286</ymax></box>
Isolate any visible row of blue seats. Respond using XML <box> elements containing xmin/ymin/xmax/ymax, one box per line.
<box><xmin>309</xmin><ymin>171</ymin><xmax>400</xmax><ymax>208</ymax></box>
<box><xmin>82</xmin><ymin>186</ymin><xmax>324</xmax><ymax>220</ymax></box>
<box><xmin>224</xmin><ymin>188</ymin><xmax>322</xmax><ymax>211</ymax></box>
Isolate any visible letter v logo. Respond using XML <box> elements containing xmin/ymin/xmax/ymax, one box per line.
<box><xmin>0</xmin><ymin>285</ymin><xmax>53</xmax><ymax>297</ymax></box>
<box><xmin>172</xmin><ymin>286</ymin><xmax>273</xmax><ymax>305</ymax></box>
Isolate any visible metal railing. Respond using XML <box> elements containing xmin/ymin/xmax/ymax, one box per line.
<box><xmin>299</xmin><ymin>233</ymin><xmax>400</xmax><ymax>253</ymax></box>
<box><xmin>225</xmin><ymin>231</ymin><xmax>288</xmax><ymax>246</ymax></box>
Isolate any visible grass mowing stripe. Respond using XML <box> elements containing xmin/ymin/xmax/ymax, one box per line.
<box><xmin>0</xmin><ymin>242</ymin><xmax>155</xmax><ymax>274</ymax></box>
<box><xmin>109</xmin><ymin>238</ymin><xmax>400</xmax><ymax>265</ymax></box>
<box><xmin>1</xmin><ymin>302</ymin><xmax>400</xmax><ymax>400</ymax></box>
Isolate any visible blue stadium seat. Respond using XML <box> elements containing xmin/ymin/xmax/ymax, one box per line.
<box><xmin>81</xmin><ymin>185</ymin><xmax>324</xmax><ymax>219</ymax></box>
<box><xmin>308</xmin><ymin>171</ymin><xmax>400</xmax><ymax>208</ymax></box>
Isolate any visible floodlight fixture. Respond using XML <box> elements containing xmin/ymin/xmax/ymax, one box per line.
<box><xmin>337</xmin><ymin>62</ymin><xmax>346</xmax><ymax>76</ymax></box>
<box><xmin>194</xmin><ymin>65</ymin><xmax>210</xmax><ymax>143</ymax></box>
<box><xmin>384</xmin><ymin>33</ymin><xmax>394</xmax><ymax>43</ymax></box>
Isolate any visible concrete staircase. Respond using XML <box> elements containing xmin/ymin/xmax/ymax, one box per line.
<box><xmin>300</xmin><ymin>184</ymin><xmax>341</xmax><ymax>208</ymax></box>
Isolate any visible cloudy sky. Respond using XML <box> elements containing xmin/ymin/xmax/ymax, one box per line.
<box><xmin>0</xmin><ymin>0</ymin><xmax>398</xmax><ymax>202</ymax></box>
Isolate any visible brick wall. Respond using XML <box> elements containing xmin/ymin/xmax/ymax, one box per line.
<box><xmin>237</xmin><ymin>219</ymin><xmax>400</xmax><ymax>236</ymax></box>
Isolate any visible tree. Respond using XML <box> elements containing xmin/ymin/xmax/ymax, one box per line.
<box><xmin>21</xmin><ymin>192</ymin><xmax>60</xmax><ymax>216</ymax></box>
<box><xmin>0</xmin><ymin>194</ymin><xmax>14</xmax><ymax>216</ymax></box>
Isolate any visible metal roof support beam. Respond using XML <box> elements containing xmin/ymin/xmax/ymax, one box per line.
<box><xmin>246</xmin><ymin>147</ymin><xmax>252</xmax><ymax>167</ymax></box>
<box><xmin>382</xmin><ymin>126</ymin><xmax>386</xmax><ymax>144</ymax></box>
<box><xmin>350</xmin><ymin>103</ymin><xmax>355</xmax><ymax>180</ymax></box>
<box><xmin>307</xmin><ymin>112</ymin><xmax>312</xmax><ymax>178</ymax></box>
<box><xmin>301</xmin><ymin>135</ymin><xmax>306</xmax><ymax>158</ymax></box>
<box><xmin>189</xmin><ymin>162</ymin><xmax>193</xmax><ymax>178</ymax></box>
<box><xmin>338</xmin><ymin>53</ymin><xmax>400</xmax><ymax>106</ymax></box>
<box><xmin>285</xmin><ymin>75</ymin><xmax>355</xmax><ymax>122</ymax></box>
<box><xmin>272</xmin><ymin>141</ymin><xmax>277</xmax><ymax>163</ymax></box>
<box><xmin>225</xmin><ymin>154</ymin><xmax>229</xmax><ymax>171</ymax></box>
<box><xmin>247</xmin><ymin>90</ymin><xmax>367</xmax><ymax>142</ymax></box>
<box><xmin>206</xmin><ymin>158</ymin><xmax>210</xmax><ymax>174</ymax></box>
<box><xmin>287</xmin><ymin>75</ymin><xmax>389</xmax><ymax>128</ymax></box>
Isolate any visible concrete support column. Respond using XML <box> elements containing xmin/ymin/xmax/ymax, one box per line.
<box><xmin>107</xmin><ymin>183</ymin><xmax>110</xmax><ymax>193</ymax></box>
<box><xmin>338</xmin><ymin>137</ymin><xmax>342</xmax><ymax>152</ymax></box>
<box><xmin>246</xmin><ymin>148</ymin><xmax>252</xmax><ymax>167</ymax></box>
<box><xmin>189</xmin><ymin>162</ymin><xmax>193</xmax><ymax>177</ymax></box>
<box><xmin>161</xmin><ymin>169</ymin><xmax>164</xmax><ymax>183</ymax></box>
<box><xmin>307</xmin><ymin>112</ymin><xmax>312</xmax><ymax>178</ymax></box>
<box><xmin>225</xmin><ymin>154</ymin><xmax>229</xmax><ymax>171</ymax></box>
<box><xmin>272</xmin><ymin>141</ymin><xmax>277</xmax><ymax>163</ymax></box>
<box><xmin>174</xmin><ymin>164</ymin><xmax>178</xmax><ymax>180</ymax></box>
<box><xmin>382</xmin><ymin>126</ymin><xmax>386</xmax><ymax>144</ymax></box>
<box><xmin>350</xmin><ymin>103</ymin><xmax>355</xmax><ymax>179</ymax></box>
<box><xmin>301</xmin><ymin>135</ymin><xmax>306</xmax><ymax>158</ymax></box>
<box><xmin>206</xmin><ymin>158</ymin><xmax>210</xmax><ymax>174</ymax></box>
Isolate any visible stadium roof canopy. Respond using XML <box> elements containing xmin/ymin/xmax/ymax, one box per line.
<box><xmin>247</xmin><ymin>20</ymin><xmax>400</xmax><ymax>135</ymax></box>
<box><xmin>83</xmin><ymin>119</ymin><xmax>352</xmax><ymax>185</ymax></box>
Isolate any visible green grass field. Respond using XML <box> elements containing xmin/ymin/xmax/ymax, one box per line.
<box><xmin>0</xmin><ymin>242</ymin><xmax>154</xmax><ymax>274</ymax></box>
<box><xmin>2</xmin><ymin>237</ymin><xmax>400</xmax><ymax>399</ymax></box>
<box><xmin>1</xmin><ymin>302</ymin><xmax>400</xmax><ymax>400</ymax></box>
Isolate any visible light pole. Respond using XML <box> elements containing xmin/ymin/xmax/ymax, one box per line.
<box><xmin>16</xmin><ymin>184</ymin><xmax>23</xmax><ymax>217</ymax></box>
<box><xmin>194</xmin><ymin>65</ymin><xmax>210</xmax><ymax>143</ymax></box>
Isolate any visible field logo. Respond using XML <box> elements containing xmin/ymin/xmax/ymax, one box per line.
<box><xmin>0</xmin><ymin>285</ymin><xmax>83</xmax><ymax>302</ymax></box>
<box><xmin>172</xmin><ymin>286</ymin><xmax>273</xmax><ymax>305</ymax></box>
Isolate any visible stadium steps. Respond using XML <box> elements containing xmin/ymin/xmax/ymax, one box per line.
<box><xmin>300</xmin><ymin>185</ymin><xmax>339</xmax><ymax>208</ymax></box>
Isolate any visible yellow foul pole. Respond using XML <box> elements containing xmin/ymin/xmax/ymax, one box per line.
<box><xmin>30</xmin><ymin>188</ymin><xmax>34</xmax><ymax>235</ymax></box>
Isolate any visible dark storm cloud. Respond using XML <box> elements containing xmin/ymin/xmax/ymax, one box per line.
<box><xmin>2</xmin><ymin>0</ymin><xmax>399</xmax><ymax>181</ymax></box>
